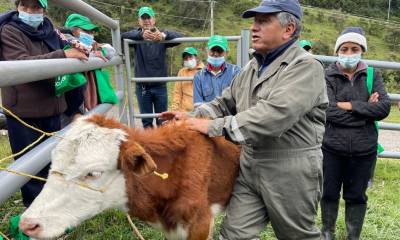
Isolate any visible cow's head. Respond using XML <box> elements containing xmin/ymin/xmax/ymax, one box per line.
<box><xmin>19</xmin><ymin>116</ymin><xmax>157</xmax><ymax>239</ymax></box>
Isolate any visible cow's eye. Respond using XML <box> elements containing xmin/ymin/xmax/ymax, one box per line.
<box><xmin>86</xmin><ymin>171</ymin><xmax>103</xmax><ymax>178</ymax></box>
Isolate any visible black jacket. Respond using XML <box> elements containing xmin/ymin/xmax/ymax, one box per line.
<box><xmin>322</xmin><ymin>62</ymin><xmax>391</xmax><ymax>156</ymax></box>
<box><xmin>121</xmin><ymin>28</ymin><xmax>182</xmax><ymax>86</ymax></box>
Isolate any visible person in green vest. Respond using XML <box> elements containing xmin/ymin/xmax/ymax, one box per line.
<box><xmin>59</xmin><ymin>13</ymin><xmax>118</xmax><ymax>126</ymax></box>
<box><xmin>321</xmin><ymin>27</ymin><xmax>391</xmax><ymax>240</ymax></box>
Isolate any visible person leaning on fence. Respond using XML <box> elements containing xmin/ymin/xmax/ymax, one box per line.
<box><xmin>162</xmin><ymin>0</ymin><xmax>328</xmax><ymax>239</ymax></box>
<box><xmin>321</xmin><ymin>27</ymin><xmax>391</xmax><ymax>240</ymax></box>
<box><xmin>0</xmin><ymin>0</ymin><xmax>87</xmax><ymax>207</ymax></box>
<box><xmin>193</xmin><ymin>35</ymin><xmax>240</xmax><ymax>108</ymax></box>
<box><xmin>121</xmin><ymin>6</ymin><xmax>182</xmax><ymax>128</ymax></box>
<box><xmin>171</xmin><ymin>47</ymin><xmax>204</xmax><ymax>112</ymax></box>
<box><xmin>59</xmin><ymin>13</ymin><xmax>118</xmax><ymax>125</ymax></box>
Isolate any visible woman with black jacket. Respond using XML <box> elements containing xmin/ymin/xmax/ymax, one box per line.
<box><xmin>321</xmin><ymin>27</ymin><xmax>391</xmax><ymax>240</ymax></box>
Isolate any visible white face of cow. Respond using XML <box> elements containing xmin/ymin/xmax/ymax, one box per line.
<box><xmin>20</xmin><ymin>117</ymin><xmax>130</xmax><ymax>239</ymax></box>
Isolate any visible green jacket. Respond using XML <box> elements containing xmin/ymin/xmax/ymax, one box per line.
<box><xmin>193</xmin><ymin>42</ymin><xmax>328</xmax><ymax>150</ymax></box>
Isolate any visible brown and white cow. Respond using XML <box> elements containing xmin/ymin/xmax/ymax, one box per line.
<box><xmin>19</xmin><ymin>115</ymin><xmax>240</xmax><ymax>240</ymax></box>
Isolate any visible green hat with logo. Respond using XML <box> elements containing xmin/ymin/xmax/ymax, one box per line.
<box><xmin>38</xmin><ymin>0</ymin><xmax>47</xmax><ymax>9</ymax></box>
<box><xmin>208</xmin><ymin>35</ymin><xmax>228</xmax><ymax>52</ymax></box>
<box><xmin>299</xmin><ymin>40</ymin><xmax>312</xmax><ymax>49</ymax></box>
<box><xmin>138</xmin><ymin>6</ymin><xmax>155</xmax><ymax>18</ymax></box>
<box><xmin>64</xmin><ymin>14</ymin><xmax>100</xmax><ymax>32</ymax></box>
<box><xmin>182</xmin><ymin>47</ymin><xmax>198</xmax><ymax>58</ymax></box>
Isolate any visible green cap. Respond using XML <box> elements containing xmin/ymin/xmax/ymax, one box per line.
<box><xmin>38</xmin><ymin>0</ymin><xmax>47</xmax><ymax>9</ymax></box>
<box><xmin>182</xmin><ymin>47</ymin><xmax>198</xmax><ymax>57</ymax></box>
<box><xmin>299</xmin><ymin>40</ymin><xmax>312</xmax><ymax>49</ymax></box>
<box><xmin>208</xmin><ymin>35</ymin><xmax>228</xmax><ymax>52</ymax></box>
<box><xmin>138</xmin><ymin>6</ymin><xmax>155</xmax><ymax>18</ymax></box>
<box><xmin>64</xmin><ymin>14</ymin><xmax>99</xmax><ymax>32</ymax></box>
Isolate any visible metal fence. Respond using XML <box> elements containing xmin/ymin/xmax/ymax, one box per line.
<box><xmin>0</xmin><ymin>0</ymin><xmax>124</xmax><ymax>205</ymax></box>
<box><xmin>123</xmin><ymin>30</ymin><xmax>251</xmax><ymax>127</ymax></box>
<box><xmin>124</xmin><ymin>39</ymin><xmax>400</xmax><ymax>159</ymax></box>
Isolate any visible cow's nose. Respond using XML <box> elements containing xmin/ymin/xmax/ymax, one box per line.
<box><xmin>19</xmin><ymin>217</ymin><xmax>42</xmax><ymax>237</ymax></box>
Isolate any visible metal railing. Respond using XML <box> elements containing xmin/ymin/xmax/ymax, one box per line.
<box><xmin>123</xmin><ymin>30</ymin><xmax>251</xmax><ymax>126</ymax></box>
<box><xmin>0</xmin><ymin>0</ymin><xmax>124</xmax><ymax>205</ymax></box>
<box><xmin>124</xmin><ymin>40</ymin><xmax>400</xmax><ymax>159</ymax></box>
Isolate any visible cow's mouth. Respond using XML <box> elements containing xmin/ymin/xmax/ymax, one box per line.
<box><xmin>22</xmin><ymin>223</ymin><xmax>41</xmax><ymax>237</ymax></box>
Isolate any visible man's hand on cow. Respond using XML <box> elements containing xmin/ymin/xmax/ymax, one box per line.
<box><xmin>160</xmin><ymin>111</ymin><xmax>189</xmax><ymax>121</ymax></box>
<box><xmin>186</xmin><ymin>118</ymin><xmax>210</xmax><ymax>135</ymax></box>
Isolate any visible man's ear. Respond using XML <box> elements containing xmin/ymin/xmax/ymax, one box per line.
<box><xmin>119</xmin><ymin>142</ymin><xmax>157</xmax><ymax>176</ymax></box>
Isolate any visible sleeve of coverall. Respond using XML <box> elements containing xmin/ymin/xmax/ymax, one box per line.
<box><xmin>351</xmin><ymin>70</ymin><xmax>391</xmax><ymax>121</ymax></box>
<box><xmin>325</xmin><ymin>76</ymin><xmax>366</xmax><ymax>127</ymax></box>
<box><xmin>207</xmin><ymin>58</ymin><xmax>326</xmax><ymax>145</ymax></box>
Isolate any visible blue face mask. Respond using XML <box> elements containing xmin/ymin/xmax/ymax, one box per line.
<box><xmin>338</xmin><ymin>53</ymin><xmax>362</xmax><ymax>70</ymax></box>
<box><xmin>207</xmin><ymin>56</ymin><xmax>225</xmax><ymax>68</ymax></box>
<box><xmin>79</xmin><ymin>32</ymin><xmax>94</xmax><ymax>49</ymax></box>
<box><xmin>18</xmin><ymin>11</ymin><xmax>43</xmax><ymax>29</ymax></box>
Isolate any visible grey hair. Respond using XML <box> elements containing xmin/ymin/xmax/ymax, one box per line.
<box><xmin>276</xmin><ymin>12</ymin><xmax>302</xmax><ymax>39</ymax></box>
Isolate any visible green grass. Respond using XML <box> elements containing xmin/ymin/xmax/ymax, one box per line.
<box><xmin>385</xmin><ymin>105</ymin><xmax>400</xmax><ymax>123</ymax></box>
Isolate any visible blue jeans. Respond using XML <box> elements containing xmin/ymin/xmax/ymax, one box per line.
<box><xmin>136</xmin><ymin>84</ymin><xmax>168</xmax><ymax>128</ymax></box>
<box><xmin>6</xmin><ymin>115</ymin><xmax>61</xmax><ymax>207</ymax></box>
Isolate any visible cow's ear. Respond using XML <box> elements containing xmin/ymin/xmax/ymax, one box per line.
<box><xmin>119</xmin><ymin>142</ymin><xmax>157</xmax><ymax>176</ymax></box>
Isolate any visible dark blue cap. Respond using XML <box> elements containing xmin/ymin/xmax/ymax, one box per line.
<box><xmin>242</xmin><ymin>0</ymin><xmax>303</xmax><ymax>20</ymax></box>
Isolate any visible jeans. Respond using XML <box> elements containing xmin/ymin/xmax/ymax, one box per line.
<box><xmin>6</xmin><ymin>115</ymin><xmax>61</xmax><ymax>207</ymax></box>
<box><xmin>136</xmin><ymin>84</ymin><xmax>168</xmax><ymax>128</ymax></box>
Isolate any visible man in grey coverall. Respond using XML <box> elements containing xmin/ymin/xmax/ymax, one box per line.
<box><xmin>162</xmin><ymin>0</ymin><xmax>328</xmax><ymax>239</ymax></box>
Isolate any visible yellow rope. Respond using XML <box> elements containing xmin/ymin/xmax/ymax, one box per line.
<box><xmin>0</xmin><ymin>167</ymin><xmax>47</xmax><ymax>182</ymax></box>
<box><xmin>0</xmin><ymin>133</ymin><xmax>46</xmax><ymax>165</ymax></box>
<box><xmin>126</xmin><ymin>214</ymin><xmax>145</xmax><ymax>240</ymax></box>
<box><xmin>0</xmin><ymin>230</ymin><xmax>11</xmax><ymax>240</ymax></box>
<box><xmin>0</xmin><ymin>105</ymin><xmax>57</xmax><ymax>137</ymax></box>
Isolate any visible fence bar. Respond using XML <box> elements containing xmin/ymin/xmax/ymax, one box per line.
<box><xmin>135</xmin><ymin>113</ymin><xmax>161</xmax><ymax>119</ymax></box>
<box><xmin>389</xmin><ymin>94</ymin><xmax>400</xmax><ymax>102</ymax></box>
<box><xmin>0</xmin><ymin>91</ymin><xmax>123</xmax><ymax>205</ymax></box>
<box><xmin>379</xmin><ymin>122</ymin><xmax>400</xmax><ymax>130</ymax></box>
<box><xmin>0</xmin><ymin>57</ymin><xmax>122</xmax><ymax>88</ymax></box>
<box><xmin>124</xmin><ymin>40</ymin><xmax>136</xmax><ymax>127</ymax></box>
<box><xmin>315</xmin><ymin>55</ymin><xmax>400</xmax><ymax>70</ymax></box>
<box><xmin>124</xmin><ymin>36</ymin><xmax>242</xmax><ymax>45</ymax></box>
<box><xmin>49</xmin><ymin>0</ymin><xmax>118</xmax><ymax>29</ymax></box>
<box><xmin>378</xmin><ymin>151</ymin><xmax>400</xmax><ymax>159</ymax></box>
<box><xmin>240</xmin><ymin>29</ymin><xmax>251</xmax><ymax>67</ymax></box>
<box><xmin>133</xmin><ymin>77</ymin><xmax>194</xmax><ymax>83</ymax></box>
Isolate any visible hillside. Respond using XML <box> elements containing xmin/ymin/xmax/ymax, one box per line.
<box><xmin>1</xmin><ymin>0</ymin><xmax>399</xmax><ymax>91</ymax></box>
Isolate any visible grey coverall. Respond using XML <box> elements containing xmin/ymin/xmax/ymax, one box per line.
<box><xmin>193</xmin><ymin>43</ymin><xmax>328</xmax><ymax>240</ymax></box>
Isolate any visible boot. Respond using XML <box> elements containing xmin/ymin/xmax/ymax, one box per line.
<box><xmin>321</xmin><ymin>200</ymin><xmax>339</xmax><ymax>240</ymax></box>
<box><xmin>345</xmin><ymin>203</ymin><xmax>367</xmax><ymax>240</ymax></box>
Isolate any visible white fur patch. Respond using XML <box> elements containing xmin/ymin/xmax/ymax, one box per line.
<box><xmin>165</xmin><ymin>223</ymin><xmax>188</xmax><ymax>240</ymax></box>
<box><xmin>211</xmin><ymin>203</ymin><xmax>223</xmax><ymax>216</ymax></box>
<box><xmin>148</xmin><ymin>222</ymin><xmax>188</xmax><ymax>240</ymax></box>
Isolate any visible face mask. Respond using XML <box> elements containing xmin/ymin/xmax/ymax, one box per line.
<box><xmin>207</xmin><ymin>56</ymin><xmax>225</xmax><ymax>68</ymax></box>
<box><xmin>18</xmin><ymin>11</ymin><xmax>43</xmax><ymax>28</ymax></box>
<box><xmin>79</xmin><ymin>32</ymin><xmax>94</xmax><ymax>50</ymax></box>
<box><xmin>183</xmin><ymin>59</ymin><xmax>197</xmax><ymax>69</ymax></box>
<box><xmin>338</xmin><ymin>53</ymin><xmax>362</xmax><ymax>70</ymax></box>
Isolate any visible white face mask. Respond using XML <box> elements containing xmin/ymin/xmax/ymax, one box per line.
<box><xmin>183</xmin><ymin>59</ymin><xmax>197</xmax><ymax>69</ymax></box>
